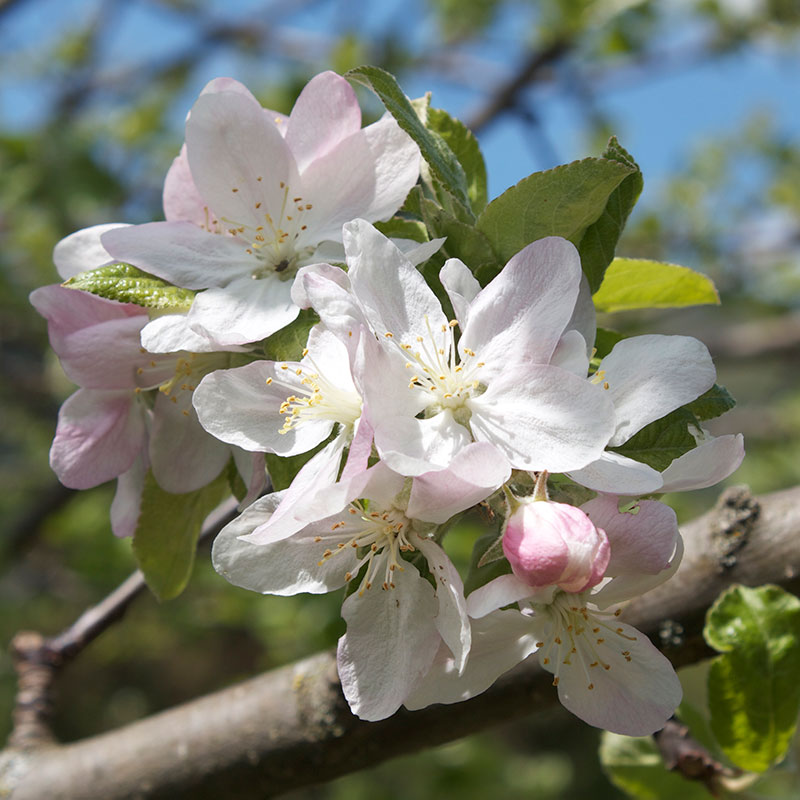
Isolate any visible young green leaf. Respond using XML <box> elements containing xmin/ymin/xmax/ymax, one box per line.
<box><xmin>578</xmin><ymin>137</ymin><xmax>644</xmax><ymax>293</ymax></box>
<box><xmin>593</xmin><ymin>258</ymin><xmax>720</xmax><ymax>313</ymax></box>
<box><xmin>475</xmin><ymin>156</ymin><xmax>635</xmax><ymax>284</ymax></box>
<box><xmin>64</xmin><ymin>263</ymin><xmax>195</xmax><ymax>310</ymax></box>
<box><xmin>261</xmin><ymin>308</ymin><xmax>319</xmax><ymax>362</ymax></box>
<box><xmin>373</xmin><ymin>217</ymin><xmax>429</xmax><ymax>243</ymax></box>
<box><xmin>427</xmin><ymin>106</ymin><xmax>488</xmax><ymax>214</ymax></box>
<box><xmin>132</xmin><ymin>468</ymin><xmax>230</xmax><ymax>601</ymax></box>
<box><xmin>611</xmin><ymin>408</ymin><xmax>698</xmax><ymax>471</ymax></box>
<box><xmin>346</xmin><ymin>66</ymin><xmax>472</xmax><ymax>211</ymax></box>
<box><xmin>705</xmin><ymin>584</ymin><xmax>800</xmax><ymax>772</ymax></box>
<box><xmin>420</xmin><ymin>196</ymin><xmax>498</xmax><ymax>271</ymax></box>
<box><xmin>685</xmin><ymin>384</ymin><xmax>736</xmax><ymax>421</ymax></box>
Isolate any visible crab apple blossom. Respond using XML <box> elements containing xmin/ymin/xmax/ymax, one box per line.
<box><xmin>407</xmin><ymin>494</ymin><xmax>682</xmax><ymax>736</ymax></box>
<box><xmin>213</xmin><ymin>446</ymin><xmax>510</xmax><ymax>721</ymax></box>
<box><xmin>99</xmin><ymin>72</ymin><xmax>421</xmax><ymax>350</ymax></box>
<box><xmin>295</xmin><ymin>220</ymin><xmax>616</xmax><ymax>477</ymax></box>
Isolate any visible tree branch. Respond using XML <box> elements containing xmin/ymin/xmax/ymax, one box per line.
<box><xmin>3</xmin><ymin>484</ymin><xmax>799</xmax><ymax>799</ymax></box>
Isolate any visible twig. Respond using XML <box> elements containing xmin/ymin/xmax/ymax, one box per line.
<box><xmin>6</xmin><ymin>497</ymin><xmax>239</xmax><ymax>750</ymax></box>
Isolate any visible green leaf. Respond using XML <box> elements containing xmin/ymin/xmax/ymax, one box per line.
<box><xmin>592</xmin><ymin>258</ymin><xmax>720</xmax><ymax>312</ymax></box>
<box><xmin>346</xmin><ymin>66</ymin><xmax>472</xmax><ymax>211</ymax></box>
<box><xmin>261</xmin><ymin>308</ymin><xmax>319</xmax><ymax>362</ymax></box>
<box><xmin>373</xmin><ymin>217</ymin><xmax>429</xmax><ymax>243</ymax></box>
<box><xmin>64</xmin><ymin>263</ymin><xmax>195</xmax><ymax>310</ymax></box>
<box><xmin>705</xmin><ymin>584</ymin><xmax>800</xmax><ymax>772</ymax></box>
<box><xmin>132</xmin><ymin>468</ymin><xmax>230</xmax><ymax>601</ymax></box>
<box><xmin>475</xmin><ymin>156</ymin><xmax>635</xmax><ymax>284</ymax></box>
<box><xmin>264</xmin><ymin>434</ymin><xmax>333</xmax><ymax>491</ymax></box>
<box><xmin>427</xmin><ymin>106</ymin><xmax>488</xmax><ymax>214</ymax></box>
<box><xmin>686</xmin><ymin>384</ymin><xmax>736</xmax><ymax>421</ymax></box>
<box><xmin>420</xmin><ymin>197</ymin><xmax>498</xmax><ymax>271</ymax></box>
<box><xmin>593</xmin><ymin>327</ymin><xmax>625</xmax><ymax>360</ymax></box>
<box><xmin>578</xmin><ymin>137</ymin><xmax>644</xmax><ymax>293</ymax></box>
<box><xmin>599</xmin><ymin>732</ymin><xmax>711</xmax><ymax>800</ymax></box>
<box><xmin>611</xmin><ymin>408</ymin><xmax>698</xmax><ymax>471</ymax></box>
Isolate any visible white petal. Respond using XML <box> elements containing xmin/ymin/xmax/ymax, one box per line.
<box><xmin>461</xmin><ymin>237</ymin><xmax>581</xmax><ymax>367</ymax></box>
<box><xmin>660</xmin><ymin>434</ymin><xmax>745</xmax><ymax>492</ymax></box>
<box><xmin>566</xmin><ymin>272</ymin><xmax>596</xmax><ymax>359</ymax></box>
<box><xmin>466</xmin><ymin>573</ymin><xmax>534</xmax><ymax>619</ymax></box>
<box><xmin>399</xmin><ymin>237</ymin><xmax>446</xmax><ymax>267</ymax></box>
<box><xmin>551</xmin><ymin>330</ymin><xmax>590</xmax><ymax>377</ymax></box>
<box><xmin>414</xmin><ymin>535</ymin><xmax>471</xmax><ymax>673</ymax></box>
<box><xmin>552</xmin><ymin>621</ymin><xmax>682</xmax><ymax>736</ymax></box>
<box><xmin>567</xmin><ymin>451</ymin><xmax>664</xmax><ymax>495</ymax></box>
<box><xmin>338</xmin><ymin>563</ymin><xmax>440</xmax><ymax>721</ymax></box>
<box><xmin>53</xmin><ymin>223</ymin><xmax>128</xmax><ymax>279</ymax></box>
<box><xmin>469</xmin><ymin>365</ymin><xmax>615</xmax><ymax>473</ymax></box>
<box><xmin>600</xmin><ymin>335</ymin><xmax>716</xmax><ymax>446</ymax></box>
<box><xmin>407</xmin><ymin>442</ymin><xmax>510</xmax><ymax>524</ymax></box>
<box><xmin>162</xmin><ymin>144</ymin><xmax>207</xmax><ymax>226</ymax></box>
<box><xmin>440</xmin><ymin>258</ymin><xmax>481</xmax><ymax>328</ymax></box>
<box><xmin>405</xmin><ymin>611</ymin><xmax>539</xmax><ymax>710</ymax></box>
<box><xmin>140</xmin><ymin>314</ymin><xmax>229</xmax><ymax>354</ymax></box>
<box><xmin>110</xmin><ymin>449</ymin><xmax>148</xmax><ymax>538</ymax></box>
<box><xmin>188</xmin><ymin>275</ymin><xmax>299</xmax><ymax>346</ymax></box>
<box><xmin>102</xmin><ymin>221</ymin><xmax>251</xmax><ymax>289</ymax></box>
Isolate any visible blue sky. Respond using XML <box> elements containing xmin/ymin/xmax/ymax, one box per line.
<box><xmin>2</xmin><ymin>0</ymin><xmax>798</xmax><ymax>201</ymax></box>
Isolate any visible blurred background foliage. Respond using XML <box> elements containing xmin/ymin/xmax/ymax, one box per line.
<box><xmin>1</xmin><ymin>0</ymin><xmax>799</xmax><ymax>797</ymax></box>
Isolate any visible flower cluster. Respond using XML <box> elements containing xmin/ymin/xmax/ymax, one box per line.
<box><xmin>34</xmin><ymin>69</ymin><xmax>744</xmax><ymax>735</ymax></box>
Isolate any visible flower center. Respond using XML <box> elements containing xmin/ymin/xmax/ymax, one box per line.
<box><xmin>532</xmin><ymin>591</ymin><xmax>636</xmax><ymax>692</ymax></box>
<box><xmin>270</xmin><ymin>354</ymin><xmax>362</xmax><ymax>435</ymax></box>
<box><xmin>136</xmin><ymin>352</ymin><xmax>228</xmax><ymax>415</ymax></box>
<box><xmin>314</xmin><ymin>502</ymin><xmax>414</xmax><ymax>594</ymax></box>
<box><xmin>386</xmin><ymin>317</ymin><xmax>486</xmax><ymax>427</ymax></box>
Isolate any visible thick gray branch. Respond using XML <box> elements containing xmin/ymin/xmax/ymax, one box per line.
<box><xmin>3</xmin><ymin>485</ymin><xmax>799</xmax><ymax>799</ymax></box>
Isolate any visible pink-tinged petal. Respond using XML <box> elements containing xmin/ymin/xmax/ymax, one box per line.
<box><xmin>466</xmin><ymin>573</ymin><xmax>536</xmax><ymax>619</ymax></box>
<box><xmin>551</xmin><ymin>621</ymin><xmax>682</xmax><ymax>736</ymax></box>
<box><xmin>469</xmin><ymin>365</ymin><xmax>615</xmax><ymax>473</ymax></box>
<box><xmin>50</xmin><ymin>389</ymin><xmax>146</xmax><ymax>489</ymax></box>
<box><xmin>407</xmin><ymin>442</ymin><xmax>510</xmax><ymax>524</ymax></box>
<box><xmin>414</xmin><ymin>535</ymin><xmax>471</xmax><ymax>673</ymax></box>
<box><xmin>193</xmin><ymin>361</ymin><xmax>333</xmax><ymax>456</ymax></box>
<box><xmin>503</xmin><ymin>501</ymin><xmax>609</xmax><ymax>593</ymax></box>
<box><xmin>30</xmin><ymin>284</ymin><xmax>144</xmax><ymax>335</ymax></box>
<box><xmin>200</xmin><ymin>77</ymin><xmax>262</xmax><ymax>102</ymax></box>
<box><xmin>592</xmin><ymin>535</ymin><xmax>684</xmax><ymax>609</ymax></box>
<box><xmin>52</xmin><ymin>223</ymin><xmax>128</xmax><ymax>279</ymax></box>
<box><xmin>212</xmin><ymin>494</ymin><xmax>361</xmax><ymax>595</ymax></box>
<box><xmin>343</xmin><ymin>219</ymin><xmax>448</xmax><ymax>343</ymax></box>
<box><xmin>551</xmin><ymin>330</ymin><xmax>590</xmax><ymax>377</ymax></box>
<box><xmin>291</xmin><ymin>262</ymin><xmax>351</xmax><ymax>308</ymax></box>
<box><xmin>567</xmin><ymin>451</ymin><xmax>664</xmax><ymax>495</ymax></box>
<box><xmin>285</xmin><ymin>71</ymin><xmax>362</xmax><ymax>174</ymax></box>
<box><xmin>404</xmin><ymin>610</ymin><xmax>540</xmax><ymax>711</ymax></box>
<box><xmin>162</xmin><ymin>144</ymin><xmax>207</xmax><ymax>225</ymax></box>
<box><xmin>440</xmin><ymin>258</ymin><xmax>481</xmax><ymax>329</ymax></box>
<box><xmin>660</xmin><ymin>433</ymin><xmax>745</xmax><ymax>492</ymax></box>
<box><xmin>461</xmin><ymin>237</ymin><xmax>581</xmax><ymax>368</ymax></box>
<box><xmin>581</xmin><ymin>496</ymin><xmax>679</xmax><ymax>576</ymax></box>
<box><xmin>149</xmin><ymin>390</ymin><xmax>229</xmax><ymax>493</ymax></box>
<box><xmin>102</xmin><ymin>221</ymin><xmax>252</xmax><ymax>289</ymax></box>
<box><xmin>185</xmin><ymin>90</ymin><xmax>298</xmax><ymax>231</ymax></box>
<box><xmin>110</xmin><ymin>451</ymin><xmax>148</xmax><ymax>538</ymax></box>
<box><xmin>231</xmin><ymin>448</ymin><xmax>267</xmax><ymax>509</ymax></box>
<box><xmin>140</xmin><ymin>314</ymin><xmax>231</xmax><ymax>354</ymax></box>
<box><xmin>337</xmin><ymin>563</ymin><xmax>441</xmax><ymax>721</ymax></box>
<box><xmin>600</xmin><ymin>335</ymin><xmax>716</xmax><ymax>446</ymax></box>
<box><xmin>341</xmin><ymin>416</ymin><xmax>373</xmax><ymax>481</ymax></box>
<box><xmin>242</xmin><ymin>435</ymin><xmax>347</xmax><ymax>545</ymax></box>
<box><xmin>188</xmin><ymin>274</ymin><xmax>299</xmax><ymax>346</ymax></box>
<box><xmin>374</xmin><ymin>409</ymin><xmax>474</xmax><ymax>477</ymax></box>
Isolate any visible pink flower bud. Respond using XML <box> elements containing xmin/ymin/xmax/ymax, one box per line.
<box><xmin>503</xmin><ymin>501</ymin><xmax>610</xmax><ymax>593</ymax></box>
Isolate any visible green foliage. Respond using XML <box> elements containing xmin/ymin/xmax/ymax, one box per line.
<box><xmin>65</xmin><ymin>264</ymin><xmax>195</xmax><ymax>310</ymax></box>
<box><xmin>592</xmin><ymin>258</ymin><xmax>720</xmax><ymax>312</ymax></box>
<box><xmin>579</xmin><ymin>138</ymin><xmax>644</xmax><ymax>293</ymax></box>
<box><xmin>593</xmin><ymin>327</ymin><xmax>625</xmax><ymax>360</ymax></box>
<box><xmin>374</xmin><ymin>218</ymin><xmax>429</xmax><ymax>243</ymax></box>
<box><xmin>611</xmin><ymin>408</ymin><xmax>698</xmax><ymax>471</ymax></box>
<box><xmin>264</xmin><ymin>435</ymin><xmax>333</xmax><ymax>491</ymax></box>
<box><xmin>420</xmin><ymin>196</ymin><xmax>497</xmax><ymax>269</ymax></box>
<box><xmin>346</xmin><ymin>66</ymin><xmax>472</xmax><ymax>212</ymax></box>
<box><xmin>261</xmin><ymin>308</ymin><xmax>319</xmax><ymax>362</ymax></box>
<box><xmin>599</xmin><ymin>732</ymin><xmax>711</xmax><ymax>800</ymax></box>
<box><xmin>475</xmin><ymin>156</ymin><xmax>636</xmax><ymax>285</ymax></box>
<box><xmin>686</xmin><ymin>384</ymin><xmax>737</xmax><ymax>421</ymax></box>
<box><xmin>132</xmin><ymin>469</ymin><xmax>231</xmax><ymax>601</ymax></box>
<box><xmin>427</xmin><ymin>107</ymin><xmax>489</xmax><ymax>214</ymax></box>
<box><xmin>705</xmin><ymin>584</ymin><xmax>800</xmax><ymax>772</ymax></box>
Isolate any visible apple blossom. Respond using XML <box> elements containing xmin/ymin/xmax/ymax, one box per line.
<box><xmin>100</xmin><ymin>72</ymin><xmax>421</xmax><ymax>349</ymax></box>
